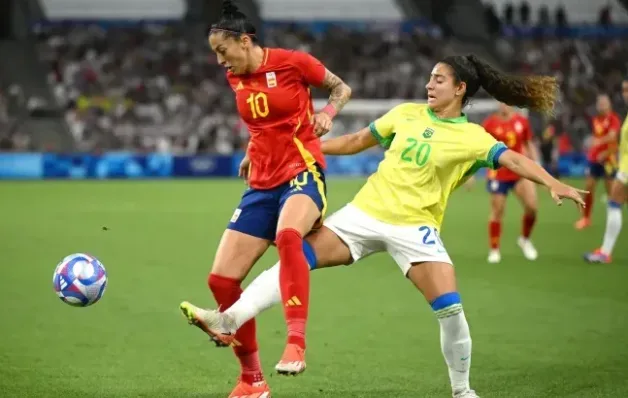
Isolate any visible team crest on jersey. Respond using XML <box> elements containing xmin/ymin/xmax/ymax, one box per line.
<box><xmin>423</xmin><ymin>127</ymin><xmax>435</xmax><ymax>139</ymax></box>
<box><xmin>266</xmin><ymin>72</ymin><xmax>277</xmax><ymax>88</ymax></box>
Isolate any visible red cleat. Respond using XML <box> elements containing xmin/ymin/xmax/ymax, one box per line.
<box><xmin>228</xmin><ymin>379</ymin><xmax>271</xmax><ymax>398</ymax></box>
<box><xmin>275</xmin><ymin>343</ymin><xmax>306</xmax><ymax>376</ymax></box>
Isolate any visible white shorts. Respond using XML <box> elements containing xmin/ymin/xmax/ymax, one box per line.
<box><xmin>323</xmin><ymin>204</ymin><xmax>453</xmax><ymax>275</ymax></box>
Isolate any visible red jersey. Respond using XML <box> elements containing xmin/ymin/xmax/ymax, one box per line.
<box><xmin>483</xmin><ymin>113</ymin><xmax>532</xmax><ymax>181</ymax></box>
<box><xmin>588</xmin><ymin>112</ymin><xmax>620</xmax><ymax>163</ymax></box>
<box><xmin>227</xmin><ymin>48</ymin><xmax>326</xmax><ymax>189</ymax></box>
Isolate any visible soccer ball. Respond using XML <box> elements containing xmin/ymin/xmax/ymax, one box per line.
<box><xmin>53</xmin><ymin>253</ymin><xmax>107</xmax><ymax>307</ymax></box>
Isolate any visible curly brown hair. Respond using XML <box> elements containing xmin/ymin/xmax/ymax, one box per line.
<box><xmin>441</xmin><ymin>55</ymin><xmax>558</xmax><ymax>115</ymax></box>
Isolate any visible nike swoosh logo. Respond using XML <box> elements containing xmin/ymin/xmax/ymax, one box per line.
<box><xmin>461</xmin><ymin>356</ymin><xmax>470</xmax><ymax>361</ymax></box>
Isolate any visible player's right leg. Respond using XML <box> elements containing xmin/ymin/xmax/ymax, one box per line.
<box><xmin>584</xmin><ymin>174</ymin><xmax>627</xmax><ymax>263</ymax></box>
<box><xmin>180</xmin><ymin>188</ymin><xmax>277</xmax><ymax>397</ymax></box>
<box><xmin>486</xmin><ymin>179</ymin><xmax>507</xmax><ymax>263</ymax></box>
<box><xmin>575</xmin><ymin>166</ymin><xmax>599</xmax><ymax>229</ymax></box>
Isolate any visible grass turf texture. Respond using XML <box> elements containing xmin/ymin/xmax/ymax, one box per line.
<box><xmin>0</xmin><ymin>179</ymin><xmax>626</xmax><ymax>398</ymax></box>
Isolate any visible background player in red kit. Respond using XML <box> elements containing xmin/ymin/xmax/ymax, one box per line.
<box><xmin>179</xmin><ymin>1</ymin><xmax>352</xmax><ymax>397</ymax></box>
<box><xmin>483</xmin><ymin>103</ymin><xmax>540</xmax><ymax>264</ymax></box>
<box><xmin>575</xmin><ymin>93</ymin><xmax>620</xmax><ymax>230</ymax></box>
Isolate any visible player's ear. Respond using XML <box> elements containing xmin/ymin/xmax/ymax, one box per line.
<box><xmin>455</xmin><ymin>81</ymin><xmax>467</xmax><ymax>97</ymax></box>
<box><xmin>240</xmin><ymin>34</ymin><xmax>252</xmax><ymax>49</ymax></box>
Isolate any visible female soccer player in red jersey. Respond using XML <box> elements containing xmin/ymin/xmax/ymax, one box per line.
<box><xmin>482</xmin><ymin>103</ymin><xmax>540</xmax><ymax>263</ymax></box>
<box><xmin>575</xmin><ymin>93</ymin><xmax>621</xmax><ymax>230</ymax></box>
<box><xmin>180</xmin><ymin>1</ymin><xmax>351</xmax><ymax>396</ymax></box>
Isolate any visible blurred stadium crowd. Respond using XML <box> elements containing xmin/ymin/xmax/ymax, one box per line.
<box><xmin>1</xmin><ymin>7</ymin><xmax>627</xmax><ymax>153</ymax></box>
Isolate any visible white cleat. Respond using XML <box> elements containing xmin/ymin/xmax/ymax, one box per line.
<box><xmin>517</xmin><ymin>237</ymin><xmax>538</xmax><ymax>261</ymax></box>
<box><xmin>453</xmin><ymin>389</ymin><xmax>480</xmax><ymax>398</ymax></box>
<box><xmin>487</xmin><ymin>249</ymin><xmax>501</xmax><ymax>264</ymax></box>
<box><xmin>180</xmin><ymin>301</ymin><xmax>238</xmax><ymax>347</ymax></box>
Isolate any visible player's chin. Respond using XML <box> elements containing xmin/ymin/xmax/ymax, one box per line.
<box><xmin>227</xmin><ymin>66</ymin><xmax>241</xmax><ymax>75</ymax></box>
<box><xmin>426</xmin><ymin>96</ymin><xmax>438</xmax><ymax>106</ymax></box>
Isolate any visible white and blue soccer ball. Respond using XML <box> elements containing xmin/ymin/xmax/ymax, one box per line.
<box><xmin>53</xmin><ymin>253</ymin><xmax>107</xmax><ymax>307</ymax></box>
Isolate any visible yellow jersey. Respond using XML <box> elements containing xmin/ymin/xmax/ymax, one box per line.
<box><xmin>351</xmin><ymin>103</ymin><xmax>507</xmax><ymax>228</ymax></box>
<box><xmin>619</xmin><ymin>114</ymin><xmax>628</xmax><ymax>174</ymax></box>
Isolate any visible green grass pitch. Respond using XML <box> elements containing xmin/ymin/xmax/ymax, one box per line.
<box><xmin>0</xmin><ymin>179</ymin><xmax>627</xmax><ymax>397</ymax></box>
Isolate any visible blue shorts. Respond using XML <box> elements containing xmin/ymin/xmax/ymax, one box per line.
<box><xmin>227</xmin><ymin>166</ymin><xmax>327</xmax><ymax>242</ymax></box>
<box><xmin>486</xmin><ymin>179</ymin><xmax>520</xmax><ymax>195</ymax></box>
<box><xmin>587</xmin><ymin>161</ymin><xmax>616</xmax><ymax>179</ymax></box>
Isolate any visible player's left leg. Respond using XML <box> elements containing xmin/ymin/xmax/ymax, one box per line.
<box><xmin>407</xmin><ymin>262</ymin><xmax>477</xmax><ymax>398</ymax></box>
<box><xmin>388</xmin><ymin>226</ymin><xmax>477</xmax><ymax>397</ymax></box>
<box><xmin>274</xmin><ymin>166</ymin><xmax>327</xmax><ymax>375</ymax></box>
<box><xmin>513</xmin><ymin>178</ymin><xmax>538</xmax><ymax>260</ymax></box>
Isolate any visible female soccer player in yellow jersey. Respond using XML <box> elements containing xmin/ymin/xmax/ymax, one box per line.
<box><xmin>584</xmin><ymin>79</ymin><xmax>628</xmax><ymax>263</ymax></box>
<box><xmin>180</xmin><ymin>55</ymin><xmax>586</xmax><ymax>398</ymax></box>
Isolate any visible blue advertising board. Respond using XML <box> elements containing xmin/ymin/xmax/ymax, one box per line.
<box><xmin>0</xmin><ymin>152</ymin><xmax>588</xmax><ymax>180</ymax></box>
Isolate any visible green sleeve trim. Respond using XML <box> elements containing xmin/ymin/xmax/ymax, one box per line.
<box><xmin>369</xmin><ymin>122</ymin><xmax>395</xmax><ymax>149</ymax></box>
<box><xmin>486</xmin><ymin>142</ymin><xmax>508</xmax><ymax>169</ymax></box>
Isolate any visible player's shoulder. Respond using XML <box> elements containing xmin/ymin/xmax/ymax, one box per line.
<box><xmin>389</xmin><ymin>102</ymin><xmax>427</xmax><ymax>118</ymax></box>
<box><xmin>464</xmin><ymin>121</ymin><xmax>489</xmax><ymax>136</ymax></box>
<box><xmin>265</xmin><ymin>47</ymin><xmax>311</xmax><ymax>66</ymax></box>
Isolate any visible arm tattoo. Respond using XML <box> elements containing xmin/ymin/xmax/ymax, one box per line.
<box><xmin>320</xmin><ymin>69</ymin><xmax>352</xmax><ymax>113</ymax></box>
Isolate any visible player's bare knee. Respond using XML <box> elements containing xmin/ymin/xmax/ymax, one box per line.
<box><xmin>211</xmin><ymin>230</ymin><xmax>270</xmax><ymax>280</ymax></box>
<box><xmin>490</xmin><ymin>203</ymin><xmax>505</xmax><ymax>221</ymax></box>
<box><xmin>610</xmin><ymin>181</ymin><xmax>626</xmax><ymax>203</ymax></box>
<box><xmin>304</xmin><ymin>227</ymin><xmax>352</xmax><ymax>268</ymax></box>
<box><xmin>277</xmin><ymin>195</ymin><xmax>321</xmax><ymax>236</ymax></box>
<box><xmin>489</xmin><ymin>208</ymin><xmax>504</xmax><ymax>221</ymax></box>
<box><xmin>407</xmin><ymin>262</ymin><xmax>457</xmax><ymax>303</ymax></box>
<box><xmin>524</xmin><ymin>205</ymin><xmax>538</xmax><ymax>216</ymax></box>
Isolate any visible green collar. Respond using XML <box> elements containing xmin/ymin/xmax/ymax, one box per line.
<box><xmin>427</xmin><ymin>107</ymin><xmax>468</xmax><ymax>124</ymax></box>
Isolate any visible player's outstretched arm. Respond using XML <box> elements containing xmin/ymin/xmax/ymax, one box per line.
<box><xmin>321</xmin><ymin>127</ymin><xmax>378</xmax><ymax>155</ymax></box>
<box><xmin>498</xmin><ymin>149</ymin><xmax>587</xmax><ymax>207</ymax></box>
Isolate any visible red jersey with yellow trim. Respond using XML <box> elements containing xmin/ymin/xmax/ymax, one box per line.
<box><xmin>589</xmin><ymin>112</ymin><xmax>620</xmax><ymax>163</ymax></box>
<box><xmin>226</xmin><ymin>48</ymin><xmax>326</xmax><ymax>190</ymax></box>
<box><xmin>483</xmin><ymin>113</ymin><xmax>532</xmax><ymax>181</ymax></box>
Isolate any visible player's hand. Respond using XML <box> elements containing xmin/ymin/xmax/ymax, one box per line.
<box><xmin>312</xmin><ymin>112</ymin><xmax>333</xmax><ymax>137</ymax></box>
<box><xmin>548</xmin><ymin>182</ymin><xmax>588</xmax><ymax>208</ymax></box>
<box><xmin>238</xmin><ymin>155</ymin><xmax>250</xmax><ymax>182</ymax></box>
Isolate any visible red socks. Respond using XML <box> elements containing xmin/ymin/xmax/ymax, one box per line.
<box><xmin>276</xmin><ymin>228</ymin><xmax>309</xmax><ymax>350</ymax></box>
<box><xmin>583</xmin><ymin>192</ymin><xmax>593</xmax><ymax>218</ymax></box>
<box><xmin>522</xmin><ymin>212</ymin><xmax>537</xmax><ymax>239</ymax></box>
<box><xmin>208</xmin><ymin>274</ymin><xmax>263</xmax><ymax>384</ymax></box>
<box><xmin>489</xmin><ymin>221</ymin><xmax>501</xmax><ymax>249</ymax></box>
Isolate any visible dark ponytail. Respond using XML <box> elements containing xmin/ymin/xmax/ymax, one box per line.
<box><xmin>210</xmin><ymin>0</ymin><xmax>258</xmax><ymax>43</ymax></box>
<box><xmin>442</xmin><ymin>54</ymin><xmax>558</xmax><ymax>115</ymax></box>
